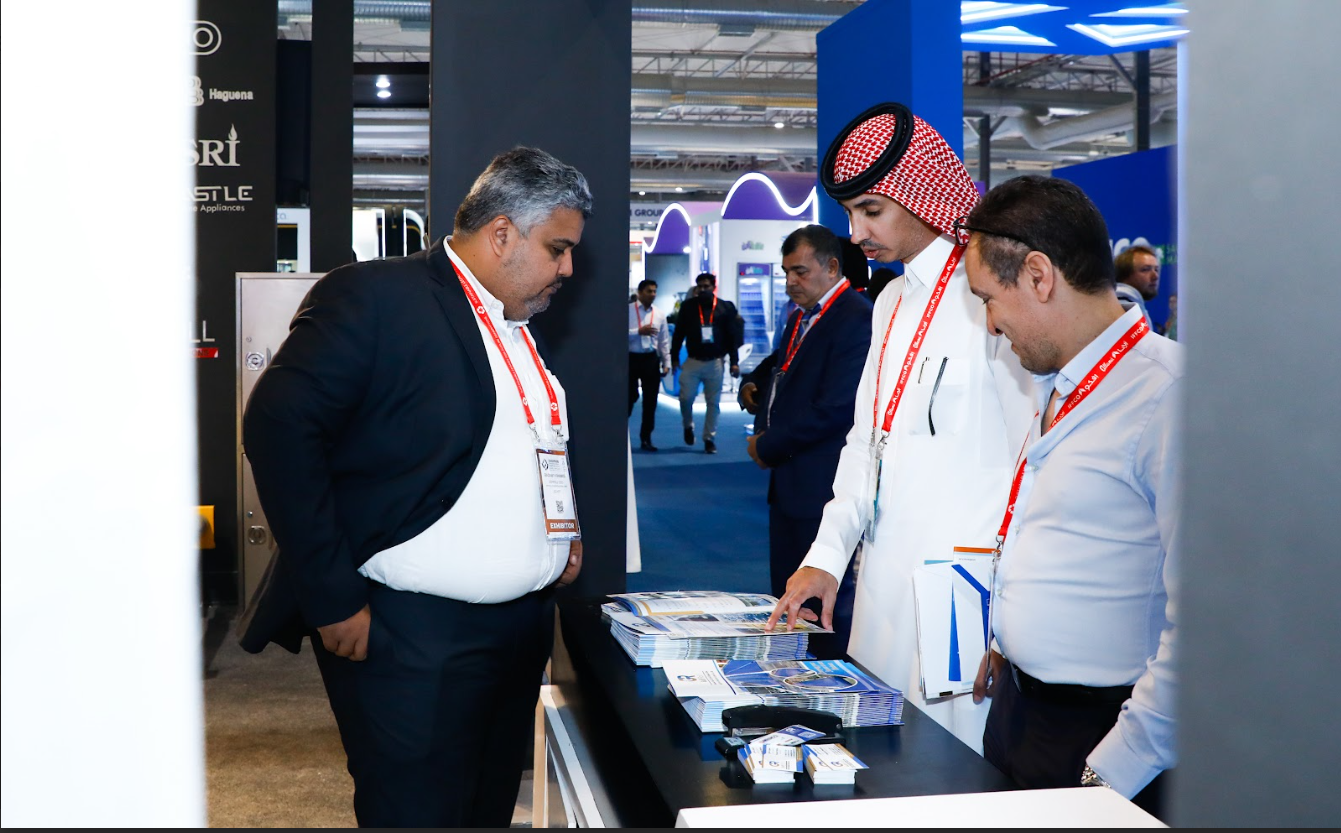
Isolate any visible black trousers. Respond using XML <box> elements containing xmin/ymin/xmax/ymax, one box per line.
<box><xmin>768</xmin><ymin>509</ymin><xmax>857</xmax><ymax>659</ymax></box>
<box><xmin>312</xmin><ymin>581</ymin><xmax>556</xmax><ymax>828</ymax></box>
<box><xmin>984</xmin><ymin>660</ymin><xmax>1168</xmax><ymax>819</ymax></box>
<box><xmin>627</xmin><ymin>351</ymin><xmax>661</xmax><ymax>442</ymax></box>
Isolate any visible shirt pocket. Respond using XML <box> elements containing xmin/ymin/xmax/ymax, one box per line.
<box><xmin>906</xmin><ymin>355</ymin><xmax>969</xmax><ymax>437</ymax></box>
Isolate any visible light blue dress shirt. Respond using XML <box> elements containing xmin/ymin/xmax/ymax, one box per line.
<box><xmin>993</xmin><ymin>305</ymin><xmax>1183</xmax><ymax>798</ymax></box>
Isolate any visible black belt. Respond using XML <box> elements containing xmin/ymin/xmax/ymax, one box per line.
<box><xmin>1009</xmin><ymin>661</ymin><xmax>1133</xmax><ymax>707</ymax></box>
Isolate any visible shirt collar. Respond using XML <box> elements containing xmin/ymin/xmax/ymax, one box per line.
<box><xmin>902</xmin><ymin>234</ymin><xmax>957</xmax><ymax>290</ymax></box>
<box><xmin>445</xmin><ymin>239</ymin><xmax>526</xmax><ymax>333</ymax></box>
<box><xmin>1034</xmin><ymin>304</ymin><xmax>1145</xmax><ymax>404</ymax></box>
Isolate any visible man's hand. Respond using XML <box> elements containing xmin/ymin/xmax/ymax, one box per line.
<box><xmin>973</xmin><ymin>649</ymin><xmax>1006</xmax><ymax>704</ymax></box>
<box><xmin>729</xmin><ymin>363</ymin><xmax>740</xmax><ymax>378</ymax></box>
<box><xmin>557</xmin><ymin>539</ymin><xmax>583</xmax><ymax>587</ymax></box>
<box><xmin>747</xmin><ymin>433</ymin><xmax>768</xmax><ymax>469</ymax></box>
<box><xmin>317</xmin><ymin>604</ymin><xmax>372</xmax><ymax>661</ymax></box>
<box><xmin>765</xmin><ymin>567</ymin><xmax>839</xmax><ymax>632</ymax></box>
<box><xmin>661</xmin><ymin>363</ymin><xmax>670</xmax><ymax>377</ymax></box>
<box><xmin>638</xmin><ymin>323</ymin><xmax>657</xmax><ymax>336</ymax></box>
<box><xmin>739</xmin><ymin>381</ymin><xmax>760</xmax><ymax>414</ymax></box>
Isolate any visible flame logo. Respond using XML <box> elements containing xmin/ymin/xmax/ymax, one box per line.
<box><xmin>228</xmin><ymin>125</ymin><xmax>237</xmax><ymax>142</ymax></box>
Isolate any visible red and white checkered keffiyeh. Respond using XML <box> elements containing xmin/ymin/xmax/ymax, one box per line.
<box><xmin>831</xmin><ymin>110</ymin><xmax>979</xmax><ymax>236</ymax></box>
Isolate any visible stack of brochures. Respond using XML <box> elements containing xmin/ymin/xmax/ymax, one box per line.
<box><xmin>602</xmin><ymin>591</ymin><xmax>825</xmax><ymax>668</ymax></box>
<box><xmin>801</xmin><ymin>744</ymin><xmax>868</xmax><ymax>784</ymax></box>
<box><xmin>662</xmin><ymin>658</ymin><xmax>905</xmax><ymax>733</ymax></box>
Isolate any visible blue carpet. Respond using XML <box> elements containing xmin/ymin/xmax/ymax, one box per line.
<box><xmin>628</xmin><ymin>395</ymin><xmax>771</xmax><ymax>594</ymax></box>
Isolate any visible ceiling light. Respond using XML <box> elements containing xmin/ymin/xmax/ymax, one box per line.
<box><xmin>682</xmin><ymin>246</ymin><xmax>692</xmax><ymax>254</ymax></box>
<box><xmin>961</xmin><ymin>25</ymin><xmax>1056</xmax><ymax>47</ymax></box>
<box><xmin>773</xmin><ymin>121</ymin><xmax>785</xmax><ymax>129</ymax></box>
<box><xmin>1094</xmin><ymin>4</ymin><xmax>1188</xmax><ymax>18</ymax></box>
<box><xmin>639</xmin><ymin>190</ymin><xmax>646</xmax><ymax>196</ymax></box>
<box><xmin>1067</xmin><ymin>22</ymin><xmax>1189</xmax><ymax>47</ymax></box>
<box><xmin>960</xmin><ymin>2</ymin><xmax>1064</xmax><ymax>24</ymax></box>
<box><xmin>376</xmin><ymin>89</ymin><xmax>391</xmax><ymax>99</ymax></box>
<box><xmin>376</xmin><ymin>75</ymin><xmax>390</xmax><ymax>89</ymax></box>
<box><xmin>675</xmin><ymin>187</ymin><xmax>684</xmax><ymax>193</ymax></box>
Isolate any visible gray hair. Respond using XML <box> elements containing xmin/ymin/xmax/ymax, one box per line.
<box><xmin>454</xmin><ymin>146</ymin><xmax>593</xmax><ymax>237</ymax></box>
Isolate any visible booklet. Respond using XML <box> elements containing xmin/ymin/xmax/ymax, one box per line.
<box><xmin>608</xmin><ymin>590</ymin><xmax>783</xmax><ymax>617</ymax></box>
<box><xmin>912</xmin><ymin>550</ymin><xmax>993</xmax><ymax>699</ymax></box>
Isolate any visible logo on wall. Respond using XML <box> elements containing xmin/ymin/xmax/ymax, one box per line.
<box><xmin>741</xmin><ymin>241</ymin><xmax>765</xmax><ymax>251</ymax></box>
<box><xmin>193</xmin><ymin>125</ymin><xmax>240</xmax><ymax>167</ymax></box>
<box><xmin>193</xmin><ymin>20</ymin><xmax>221</xmax><ymax>56</ymax></box>
<box><xmin>192</xmin><ymin>76</ymin><xmax>204</xmax><ymax>106</ymax></box>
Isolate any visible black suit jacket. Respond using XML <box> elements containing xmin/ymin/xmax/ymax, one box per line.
<box><xmin>743</xmin><ymin>287</ymin><xmax>873</xmax><ymax>517</ymax></box>
<box><xmin>239</xmin><ymin>241</ymin><xmax>496</xmax><ymax>653</ymax></box>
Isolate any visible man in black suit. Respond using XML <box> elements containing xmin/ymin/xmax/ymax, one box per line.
<box><xmin>239</xmin><ymin>147</ymin><xmax>590</xmax><ymax>827</ymax></box>
<box><xmin>739</xmin><ymin>225</ymin><xmax>873</xmax><ymax>655</ymax></box>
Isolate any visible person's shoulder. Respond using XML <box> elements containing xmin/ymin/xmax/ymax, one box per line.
<box><xmin>1136</xmin><ymin>331</ymin><xmax>1184</xmax><ymax>383</ymax></box>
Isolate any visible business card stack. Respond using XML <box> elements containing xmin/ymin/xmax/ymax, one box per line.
<box><xmin>736</xmin><ymin>744</ymin><xmax>802</xmax><ymax>784</ymax></box>
<box><xmin>802</xmin><ymin>743</ymin><xmax>868</xmax><ymax>785</ymax></box>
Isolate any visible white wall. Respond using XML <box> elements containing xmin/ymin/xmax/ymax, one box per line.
<box><xmin>714</xmin><ymin>219</ymin><xmax>808</xmax><ymax>304</ymax></box>
<box><xmin>1</xmin><ymin>2</ymin><xmax>204</xmax><ymax>826</ymax></box>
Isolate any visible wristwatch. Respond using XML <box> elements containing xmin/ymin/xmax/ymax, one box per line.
<box><xmin>1080</xmin><ymin>764</ymin><xmax>1111</xmax><ymax>788</ymax></box>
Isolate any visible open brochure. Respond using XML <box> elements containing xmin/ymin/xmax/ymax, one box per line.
<box><xmin>605</xmin><ymin>607</ymin><xmax>830</xmax><ymax>640</ymax></box>
<box><xmin>912</xmin><ymin>551</ymin><xmax>993</xmax><ymax>699</ymax></box>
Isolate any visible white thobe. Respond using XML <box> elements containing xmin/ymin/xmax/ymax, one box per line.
<box><xmin>801</xmin><ymin>234</ymin><xmax>1034</xmax><ymax>752</ymax></box>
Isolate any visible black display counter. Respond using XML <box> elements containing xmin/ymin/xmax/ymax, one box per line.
<box><xmin>554</xmin><ymin>600</ymin><xmax>1014</xmax><ymax>827</ymax></box>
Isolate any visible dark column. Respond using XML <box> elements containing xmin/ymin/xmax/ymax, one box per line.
<box><xmin>1135</xmin><ymin>49</ymin><xmax>1150</xmax><ymax>152</ymax></box>
<box><xmin>194</xmin><ymin>1</ymin><xmax>276</xmax><ymax>604</ymax></box>
<box><xmin>979</xmin><ymin>51</ymin><xmax>992</xmax><ymax>189</ymax></box>
<box><xmin>430</xmin><ymin>0</ymin><xmax>632</xmax><ymax>598</ymax></box>
<box><xmin>310</xmin><ymin>0</ymin><xmax>353</xmax><ymax>271</ymax></box>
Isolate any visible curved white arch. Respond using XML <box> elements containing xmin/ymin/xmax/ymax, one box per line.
<box><xmin>721</xmin><ymin>173</ymin><xmax>819</xmax><ymax>223</ymax></box>
<box><xmin>642</xmin><ymin>202</ymin><xmax>692</xmax><ymax>256</ymax></box>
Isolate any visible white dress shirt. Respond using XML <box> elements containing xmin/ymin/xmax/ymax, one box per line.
<box><xmin>628</xmin><ymin>302</ymin><xmax>671</xmax><ymax>366</ymax></box>
<box><xmin>359</xmin><ymin>243</ymin><xmax>569</xmax><ymax>603</ymax></box>
<box><xmin>994</xmin><ymin>305</ymin><xmax>1182</xmax><ymax>798</ymax></box>
<box><xmin>800</xmin><ymin>234</ymin><xmax>1035</xmax><ymax>752</ymax></box>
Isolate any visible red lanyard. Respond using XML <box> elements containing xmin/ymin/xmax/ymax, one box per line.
<box><xmin>697</xmin><ymin>293</ymin><xmax>717</xmax><ymax>328</ymax></box>
<box><xmin>996</xmin><ymin>316</ymin><xmax>1150</xmax><ymax>545</ymax></box>
<box><xmin>778</xmin><ymin>280</ymin><xmax>850</xmax><ymax>372</ymax></box>
<box><xmin>871</xmin><ymin>245</ymin><xmax>965</xmax><ymax>436</ymax></box>
<box><xmin>451</xmin><ymin>261</ymin><xmax>563</xmax><ymax>436</ymax></box>
<box><xmin>633</xmin><ymin>302</ymin><xmax>654</xmax><ymax>326</ymax></box>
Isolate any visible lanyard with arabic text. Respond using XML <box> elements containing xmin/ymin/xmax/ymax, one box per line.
<box><xmin>452</xmin><ymin>261</ymin><xmax>564</xmax><ymax>444</ymax></box>
<box><xmin>984</xmin><ymin>316</ymin><xmax>1149</xmax><ymax>650</ymax></box>
<box><xmin>864</xmin><ymin>245</ymin><xmax>964</xmax><ymax>540</ymax></box>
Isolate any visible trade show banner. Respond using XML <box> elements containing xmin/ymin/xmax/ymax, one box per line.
<box><xmin>194</xmin><ymin>4</ymin><xmax>276</xmax><ymax>603</ymax></box>
<box><xmin>1054</xmin><ymin>146</ymin><xmax>1177</xmax><ymax>332</ymax></box>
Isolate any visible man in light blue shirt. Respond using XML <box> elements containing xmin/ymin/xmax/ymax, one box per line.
<box><xmin>961</xmin><ymin>176</ymin><xmax>1180</xmax><ymax>818</ymax></box>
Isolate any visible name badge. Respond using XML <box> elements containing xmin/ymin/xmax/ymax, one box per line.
<box><xmin>701</xmin><ymin>327</ymin><xmax>714</xmax><ymax>344</ymax></box>
<box><xmin>863</xmin><ymin>434</ymin><xmax>888</xmax><ymax>543</ymax></box>
<box><xmin>536</xmin><ymin>447</ymin><xmax>581</xmax><ymax>541</ymax></box>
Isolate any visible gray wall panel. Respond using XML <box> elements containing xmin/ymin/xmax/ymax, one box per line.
<box><xmin>1176</xmin><ymin>1</ymin><xmax>1341</xmax><ymax>825</ymax></box>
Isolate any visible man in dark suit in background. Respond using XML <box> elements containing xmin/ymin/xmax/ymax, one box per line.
<box><xmin>739</xmin><ymin>224</ymin><xmax>873</xmax><ymax>656</ymax></box>
<box><xmin>239</xmin><ymin>147</ymin><xmax>590</xmax><ymax>827</ymax></box>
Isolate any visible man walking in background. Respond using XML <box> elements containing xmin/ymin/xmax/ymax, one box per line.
<box><xmin>1114</xmin><ymin>244</ymin><xmax>1160</xmax><ymax>328</ymax></box>
<box><xmin>628</xmin><ymin>278</ymin><xmax>670</xmax><ymax>451</ymax></box>
<box><xmin>672</xmin><ymin>271</ymin><xmax>741</xmax><ymax>454</ymax></box>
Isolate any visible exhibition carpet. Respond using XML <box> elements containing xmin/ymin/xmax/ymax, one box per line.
<box><xmin>628</xmin><ymin>395</ymin><xmax>771</xmax><ymax>594</ymax></box>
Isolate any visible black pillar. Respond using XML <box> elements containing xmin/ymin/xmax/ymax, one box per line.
<box><xmin>310</xmin><ymin>0</ymin><xmax>353</xmax><ymax>271</ymax></box>
<box><xmin>430</xmin><ymin>0</ymin><xmax>633</xmax><ymax>599</ymax></box>
<box><xmin>1135</xmin><ymin>49</ymin><xmax>1151</xmax><ymax>152</ymax></box>
<box><xmin>978</xmin><ymin>52</ymin><xmax>992</xmax><ymax>189</ymax></box>
<box><xmin>194</xmin><ymin>2</ymin><xmax>276</xmax><ymax>604</ymax></box>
